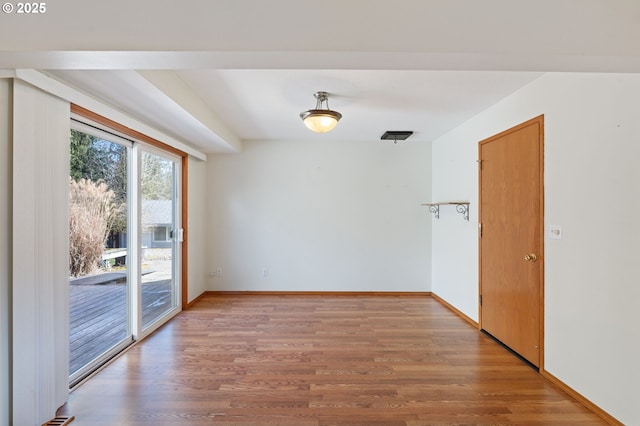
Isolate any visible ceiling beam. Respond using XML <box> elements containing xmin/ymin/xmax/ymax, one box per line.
<box><xmin>1</xmin><ymin>51</ymin><xmax>640</xmax><ymax>73</ymax></box>
<box><xmin>137</xmin><ymin>70</ymin><xmax>242</xmax><ymax>153</ymax></box>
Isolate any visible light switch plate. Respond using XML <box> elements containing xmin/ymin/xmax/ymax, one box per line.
<box><xmin>549</xmin><ymin>225</ymin><xmax>562</xmax><ymax>240</ymax></box>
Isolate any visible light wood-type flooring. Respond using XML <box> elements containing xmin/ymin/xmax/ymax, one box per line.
<box><xmin>60</xmin><ymin>294</ymin><xmax>606</xmax><ymax>425</ymax></box>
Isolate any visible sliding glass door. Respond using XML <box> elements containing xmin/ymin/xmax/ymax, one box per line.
<box><xmin>69</xmin><ymin>125</ymin><xmax>132</xmax><ymax>385</ymax></box>
<box><xmin>69</xmin><ymin>121</ymin><xmax>182</xmax><ymax>385</ymax></box>
<box><xmin>140</xmin><ymin>149</ymin><xmax>180</xmax><ymax>330</ymax></box>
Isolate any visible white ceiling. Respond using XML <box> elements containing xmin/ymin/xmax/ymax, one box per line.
<box><xmin>174</xmin><ymin>69</ymin><xmax>543</xmax><ymax>143</ymax></box>
<box><xmin>1</xmin><ymin>0</ymin><xmax>639</xmax><ymax>154</ymax></box>
<box><xmin>48</xmin><ymin>68</ymin><xmax>542</xmax><ymax>151</ymax></box>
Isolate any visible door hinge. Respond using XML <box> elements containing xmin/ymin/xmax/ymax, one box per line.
<box><xmin>479</xmin><ymin>294</ymin><xmax>483</xmax><ymax>306</ymax></box>
<box><xmin>478</xmin><ymin>223</ymin><xmax>483</xmax><ymax>237</ymax></box>
<box><xmin>477</xmin><ymin>159</ymin><xmax>483</xmax><ymax>170</ymax></box>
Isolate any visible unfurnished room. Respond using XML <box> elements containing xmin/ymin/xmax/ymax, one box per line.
<box><xmin>1</xmin><ymin>1</ymin><xmax>639</xmax><ymax>425</ymax></box>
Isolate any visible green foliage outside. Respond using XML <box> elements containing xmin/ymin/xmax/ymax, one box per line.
<box><xmin>70</xmin><ymin>130</ymin><xmax>174</xmax><ymax>203</ymax></box>
<box><xmin>141</xmin><ymin>152</ymin><xmax>174</xmax><ymax>201</ymax></box>
<box><xmin>69</xmin><ymin>129</ymin><xmax>175</xmax><ymax>277</ymax></box>
<box><xmin>70</xmin><ymin>130</ymin><xmax>127</xmax><ymax>276</ymax></box>
<box><xmin>70</xmin><ymin>129</ymin><xmax>127</xmax><ymax>233</ymax></box>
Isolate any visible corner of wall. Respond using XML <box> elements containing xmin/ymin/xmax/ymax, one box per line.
<box><xmin>187</xmin><ymin>156</ymin><xmax>208</xmax><ymax>303</ymax></box>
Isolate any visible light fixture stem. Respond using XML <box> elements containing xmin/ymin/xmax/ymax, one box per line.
<box><xmin>314</xmin><ymin>91</ymin><xmax>330</xmax><ymax>110</ymax></box>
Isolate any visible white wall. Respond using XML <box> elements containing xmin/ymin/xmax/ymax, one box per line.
<box><xmin>187</xmin><ymin>156</ymin><xmax>208</xmax><ymax>303</ymax></box>
<box><xmin>12</xmin><ymin>80</ymin><xmax>70</xmax><ymax>425</ymax></box>
<box><xmin>431</xmin><ymin>73</ymin><xmax>640</xmax><ymax>425</ymax></box>
<box><xmin>431</xmin><ymin>123</ymin><xmax>481</xmax><ymax>319</ymax></box>
<box><xmin>0</xmin><ymin>78</ymin><xmax>11</xmax><ymax>426</ymax></box>
<box><xmin>207</xmin><ymin>139</ymin><xmax>431</xmax><ymax>292</ymax></box>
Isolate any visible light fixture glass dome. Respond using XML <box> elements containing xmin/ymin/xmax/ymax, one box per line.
<box><xmin>300</xmin><ymin>91</ymin><xmax>342</xmax><ymax>133</ymax></box>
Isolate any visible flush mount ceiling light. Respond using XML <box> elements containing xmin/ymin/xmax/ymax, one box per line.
<box><xmin>300</xmin><ymin>91</ymin><xmax>342</xmax><ymax>133</ymax></box>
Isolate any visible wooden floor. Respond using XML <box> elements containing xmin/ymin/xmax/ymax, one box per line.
<box><xmin>69</xmin><ymin>279</ymin><xmax>173</xmax><ymax>375</ymax></box>
<box><xmin>60</xmin><ymin>294</ymin><xmax>606</xmax><ymax>425</ymax></box>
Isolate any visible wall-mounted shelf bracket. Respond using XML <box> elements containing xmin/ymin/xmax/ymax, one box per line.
<box><xmin>421</xmin><ymin>202</ymin><xmax>470</xmax><ymax>221</ymax></box>
<box><xmin>427</xmin><ymin>204</ymin><xmax>439</xmax><ymax>218</ymax></box>
<box><xmin>455</xmin><ymin>203</ymin><xmax>469</xmax><ymax>221</ymax></box>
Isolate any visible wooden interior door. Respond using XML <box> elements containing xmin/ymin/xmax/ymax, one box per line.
<box><xmin>479</xmin><ymin>115</ymin><xmax>544</xmax><ymax>367</ymax></box>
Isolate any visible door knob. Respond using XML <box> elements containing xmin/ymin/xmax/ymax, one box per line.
<box><xmin>524</xmin><ymin>253</ymin><xmax>538</xmax><ymax>262</ymax></box>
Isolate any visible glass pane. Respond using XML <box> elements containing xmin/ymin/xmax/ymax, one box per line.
<box><xmin>69</xmin><ymin>129</ymin><xmax>130</xmax><ymax>379</ymax></box>
<box><xmin>141</xmin><ymin>151</ymin><xmax>177</xmax><ymax>329</ymax></box>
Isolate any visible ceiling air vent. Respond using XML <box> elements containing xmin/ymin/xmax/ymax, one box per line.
<box><xmin>381</xmin><ymin>131</ymin><xmax>413</xmax><ymax>144</ymax></box>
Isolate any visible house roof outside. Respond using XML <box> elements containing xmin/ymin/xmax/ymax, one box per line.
<box><xmin>141</xmin><ymin>199</ymin><xmax>172</xmax><ymax>226</ymax></box>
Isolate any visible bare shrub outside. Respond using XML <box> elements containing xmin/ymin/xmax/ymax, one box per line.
<box><xmin>69</xmin><ymin>177</ymin><xmax>121</xmax><ymax>277</ymax></box>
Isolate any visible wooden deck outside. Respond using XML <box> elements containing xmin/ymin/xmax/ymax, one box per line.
<box><xmin>69</xmin><ymin>278</ymin><xmax>173</xmax><ymax>375</ymax></box>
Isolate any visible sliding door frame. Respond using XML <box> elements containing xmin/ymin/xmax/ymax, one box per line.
<box><xmin>68</xmin><ymin>120</ymin><xmax>135</xmax><ymax>385</ymax></box>
<box><xmin>137</xmin><ymin>144</ymin><xmax>182</xmax><ymax>337</ymax></box>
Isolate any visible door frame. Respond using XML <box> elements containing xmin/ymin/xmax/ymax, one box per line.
<box><xmin>478</xmin><ymin>115</ymin><xmax>545</xmax><ymax>369</ymax></box>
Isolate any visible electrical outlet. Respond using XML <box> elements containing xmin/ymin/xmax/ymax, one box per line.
<box><xmin>262</xmin><ymin>268</ymin><xmax>269</xmax><ymax>278</ymax></box>
<box><xmin>216</xmin><ymin>267</ymin><xmax>223</xmax><ymax>278</ymax></box>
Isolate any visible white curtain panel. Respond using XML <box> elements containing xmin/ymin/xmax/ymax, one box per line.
<box><xmin>12</xmin><ymin>79</ymin><xmax>70</xmax><ymax>426</ymax></box>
